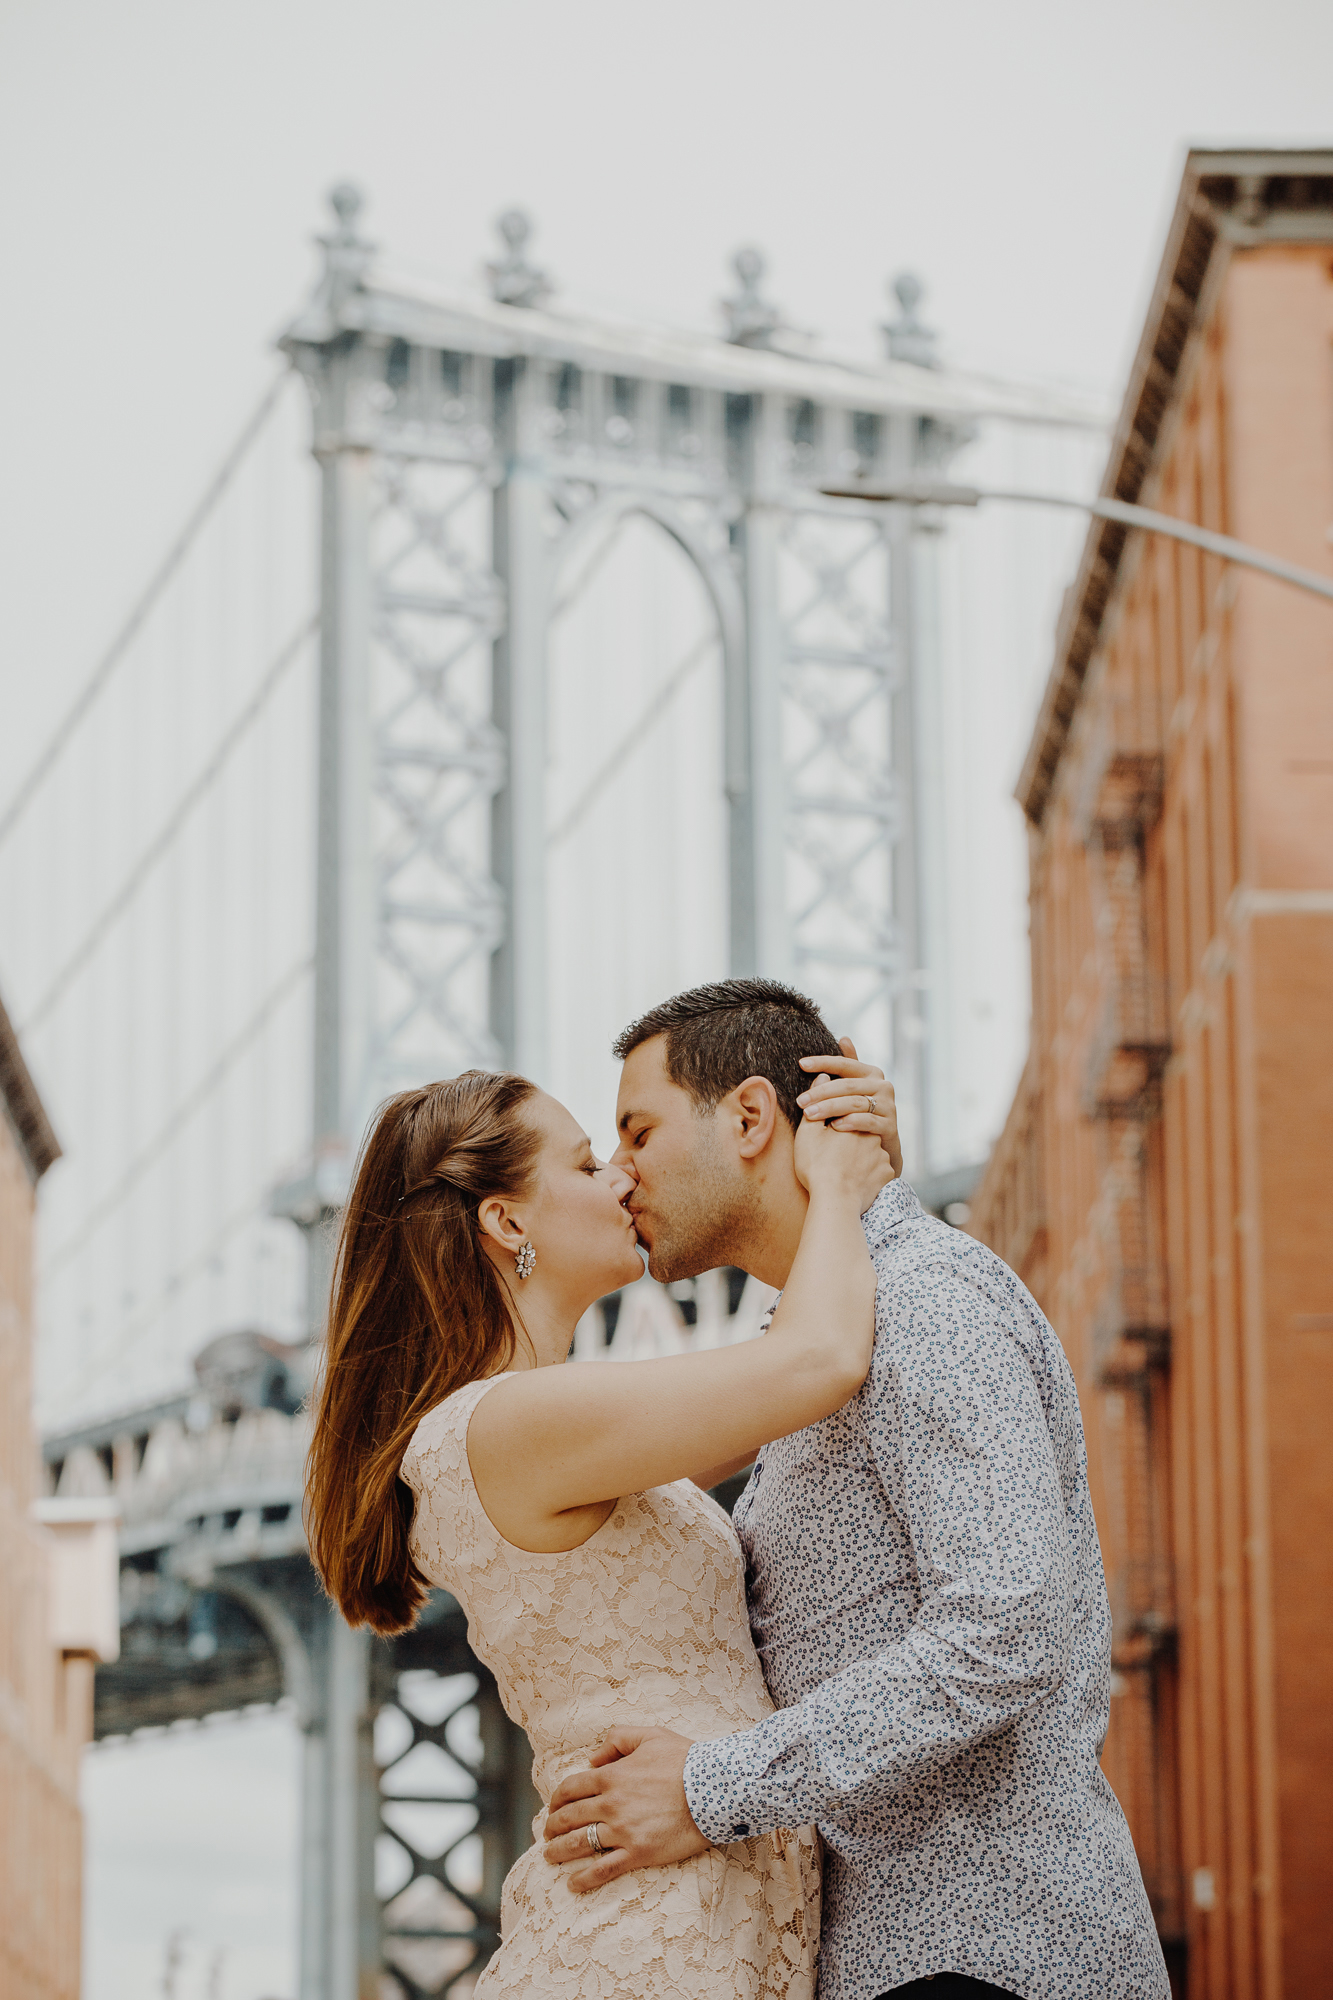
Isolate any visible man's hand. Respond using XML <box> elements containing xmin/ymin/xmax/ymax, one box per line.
<box><xmin>798</xmin><ymin>1038</ymin><xmax>903</xmax><ymax>1181</ymax></box>
<box><xmin>542</xmin><ymin>1727</ymin><xmax>708</xmax><ymax>1892</ymax></box>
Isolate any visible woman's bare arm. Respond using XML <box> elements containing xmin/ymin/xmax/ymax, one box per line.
<box><xmin>467</xmin><ymin>1118</ymin><xmax>885</xmax><ymax>1552</ymax></box>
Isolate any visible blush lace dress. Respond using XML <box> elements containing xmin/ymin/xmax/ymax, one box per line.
<box><xmin>400</xmin><ymin>1375</ymin><xmax>820</xmax><ymax>1999</ymax></box>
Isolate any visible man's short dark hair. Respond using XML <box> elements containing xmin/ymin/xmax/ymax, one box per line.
<box><xmin>612</xmin><ymin>979</ymin><xmax>841</xmax><ymax>1131</ymax></box>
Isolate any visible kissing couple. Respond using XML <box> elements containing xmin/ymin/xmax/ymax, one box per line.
<box><xmin>306</xmin><ymin>979</ymin><xmax>1167</xmax><ymax>2000</ymax></box>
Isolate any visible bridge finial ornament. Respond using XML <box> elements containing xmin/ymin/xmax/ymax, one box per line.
<box><xmin>723</xmin><ymin>245</ymin><xmax>783</xmax><ymax>347</ymax></box>
<box><xmin>488</xmin><ymin>208</ymin><xmax>552</xmax><ymax>310</ymax></box>
<box><xmin>317</xmin><ymin>181</ymin><xmax>375</xmax><ymax>312</ymax></box>
<box><xmin>882</xmin><ymin>271</ymin><xmax>939</xmax><ymax>368</ymax></box>
<box><xmin>328</xmin><ymin>182</ymin><xmax>363</xmax><ymax>234</ymax></box>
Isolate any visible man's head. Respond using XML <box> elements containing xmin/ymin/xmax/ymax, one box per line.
<box><xmin>611</xmin><ymin>979</ymin><xmax>841</xmax><ymax>1283</ymax></box>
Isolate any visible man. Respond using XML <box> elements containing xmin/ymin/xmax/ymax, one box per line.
<box><xmin>543</xmin><ymin>979</ymin><xmax>1167</xmax><ymax>2000</ymax></box>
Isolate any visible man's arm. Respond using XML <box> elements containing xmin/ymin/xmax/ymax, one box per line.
<box><xmin>545</xmin><ymin>1267</ymin><xmax>1075</xmax><ymax>1883</ymax></box>
<box><xmin>684</xmin><ymin>1277</ymin><xmax>1074</xmax><ymax>1852</ymax></box>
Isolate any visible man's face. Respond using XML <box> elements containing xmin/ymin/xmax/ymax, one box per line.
<box><xmin>611</xmin><ymin>1037</ymin><xmax>754</xmax><ymax>1283</ymax></box>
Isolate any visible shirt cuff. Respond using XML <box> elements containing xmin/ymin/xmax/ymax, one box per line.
<box><xmin>683</xmin><ymin>1732</ymin><xmax>783</xmax><ymax>1845</ymax></box>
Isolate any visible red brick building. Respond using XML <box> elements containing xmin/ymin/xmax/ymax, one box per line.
<box><xmin>969</xmin><ymin>150</ymin><xmax>1333</xmax><ymax>1998</ymax></box>
<box><xmin>1</xmin><ymin>992</ymin><xmax>118</xmax><ymax>2000</ymax></box>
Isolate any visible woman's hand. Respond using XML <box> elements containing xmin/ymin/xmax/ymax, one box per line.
<box><xmin>798</xmin><ymin>1040</ymin><xmax>903</xmax><ymax>1181</ymax></box>
<box><xmin>793</xmin><ymin>1106</ymin><xmax>892</xmax><ymax>1213</ymax></box>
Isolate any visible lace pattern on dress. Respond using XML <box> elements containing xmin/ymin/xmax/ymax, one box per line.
<box><xmin>400</xmin><ymin>1374</ymin><xmax>820</xmax><ymax>1999</ymax></box>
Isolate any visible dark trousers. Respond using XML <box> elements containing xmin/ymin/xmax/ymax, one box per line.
<box><xmin>878</xmin><ymin>1979</ymin><xmax>1022</xmax><ymax>1999</ymax></box>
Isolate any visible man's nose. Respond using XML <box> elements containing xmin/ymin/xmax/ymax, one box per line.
<box><xmin>610</xmin><ymin>1138</ymin><xmax>632</xmax><ymax>1172</ymax></box>
<box><xmin>610</xmin><ymin>1154</ymin><xmax>637</xmax><ymax>1192</ymax></box>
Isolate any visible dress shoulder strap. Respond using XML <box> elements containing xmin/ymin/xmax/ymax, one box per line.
<box><xmin>401</xmin><ymin>1374</ymin><xmax>512</xmax><ymax>1582</ymax></box>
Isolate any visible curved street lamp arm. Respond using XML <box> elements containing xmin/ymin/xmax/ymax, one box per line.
<box><xmin>819</xmin><ymin>479</ymin><xmax>1333</xmax><ymax>607</ymax></box>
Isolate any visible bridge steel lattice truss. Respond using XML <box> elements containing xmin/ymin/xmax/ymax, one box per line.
<box><xmin>61</xmin><ymin>191</ymin><xmax>1092</xmax><ymax>2000</ymax></box>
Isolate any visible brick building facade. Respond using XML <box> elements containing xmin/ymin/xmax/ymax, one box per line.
<box><xmin>1</xmin><ymin>992</ymin><xmax>116</xmax><ymax>2000</ymax></box>
<box><xmin>969</xmin><ymin>152</ymin><xmax>1333</xmax><ymax>1997</ymax></box>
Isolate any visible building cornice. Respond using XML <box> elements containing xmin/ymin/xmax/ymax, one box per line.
<box><xmin>0</xmin><ymin>988</ymin><xmax>60</xmax><ymax>1183</ymax></box>
<box><xmin>1017</xmin><ymin>147</ymin><xmax>1333</xmax><ymax>827</ymax></box>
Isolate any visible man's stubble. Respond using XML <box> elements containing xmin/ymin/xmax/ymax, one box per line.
<box><xmin>641</xmin><ymin>1121</ymin><xmax>761</xmax><ymax>1285</ymax></box>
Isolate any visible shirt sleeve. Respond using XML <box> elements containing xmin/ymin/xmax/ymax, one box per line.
<box><xmin>684</xmin><ymin>1259</ymin><xmax>1076</xmax><ymax>1848</ymax></box>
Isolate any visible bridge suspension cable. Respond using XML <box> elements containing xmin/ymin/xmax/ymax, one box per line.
<box><xmin>68</xmin><ymin>1187</ymin><xmax>283</xmax><ymax>1411</ymax></box>
<box><xmin>0</xmin><ymin>369</ymin><xmax>294</xmax><ymax>853</ymax></box>
<box><xmin>547</xmin><ymin>627</ymin><xmax>716</xmax><ymax>848</ymax></box>
<box><xmin>44</xmin><ymin>954</ymin><xmax>314</xmax><ymax>1278</ymax></box>
<box><xmin>21</xmin><ymin>612</ymin><xmax>317</xmax><ymax>1034</ymax></box>
<box><xmin>549</xmin><ymin>516</ymin><xmax>630</xmax><ymax>623</ymax></box>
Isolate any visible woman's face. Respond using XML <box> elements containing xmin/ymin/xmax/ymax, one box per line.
<box><xmin>522</xmin><ymin>1090</ymin><xmax>644</xmax><ymax>1302</ymax></box>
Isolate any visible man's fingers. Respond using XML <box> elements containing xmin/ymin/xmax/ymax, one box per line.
<box><xmin>543</xmin><ymin>1815</ymin><xmax>635</xmax><ymax>1890</ymax></box>
<box><xmin>542</xmin><ymin>1794</ymin><xmax>606</xmax><ymax>1841</ymax></box>
<box><xmin>545</xmin><ymin>1770</ymin><xmax>603</xmax><ymax>1819</ymax></box>
<box><xmin>589</xmin><ymin>1727</ymin><xmax>645</xmax><ymax>1766</ymax></box>
<box><xmin>543</xmin><ymin>1824</ymin><xmax>624</xmax><ymax>1867</ymax></box>
<box><xmin>566</xmin><ymin>1851</ymin><xmax>632</xmax><ymax>1894</ymax></box>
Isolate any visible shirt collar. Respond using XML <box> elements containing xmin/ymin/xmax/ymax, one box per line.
<box><xmin>861</xmin><ymin>1176</ymin><xmax>924</xmax><ymax>1253</ymax></box>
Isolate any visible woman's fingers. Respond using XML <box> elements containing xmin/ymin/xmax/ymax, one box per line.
<box><xmin>798</xmin><ymin>1051</ymin><xmax>883</xmax><ymax>1077</ymax></box>
<box><xmin>800</xmin><ymin>1092</ymin><xmax>886</xmax><ymax>1124</ymax></box>
<box><xmin>797</xmin><ymin>1070</ymin><xmax>903</xmax><ymax>1180</ymax></box>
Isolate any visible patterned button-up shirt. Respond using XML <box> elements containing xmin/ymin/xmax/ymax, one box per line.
<box><xmin>684</xmin><ymin>1181</ymin><xmax>1168</xmax><ymax>2000</ymax></box>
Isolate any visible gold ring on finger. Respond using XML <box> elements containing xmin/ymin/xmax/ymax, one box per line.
<box><xmin>586</xmin><ymin>1822</ymin><xmax>605</xmax><ymax>1856</ymax></box>
<box><xmin>864</xmin><ymin>1095</ymin><xmax>875</xmax><ymax>1115</ymax></box>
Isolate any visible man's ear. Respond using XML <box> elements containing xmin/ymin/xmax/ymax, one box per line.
<box><xmin>477</xmin><ymin>1195</ymin><xmax>527</xmax><ymax>1253</ymax></box>
<box><xmin>731</xmin><ymin>1075</ymin><xmax>781</xmax><ymax>1161</ymax></box>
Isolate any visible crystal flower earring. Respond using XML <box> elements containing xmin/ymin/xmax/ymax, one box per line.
<box><xmin>515</xmin><ymin>1240</ymin><xmax>536</xmax><ymax>1280</ymax></box>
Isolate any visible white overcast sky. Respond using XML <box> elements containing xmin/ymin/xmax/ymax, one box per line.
<box><xmin>3</xmin><ymin>4</ymin><xmax>1329</xmax><ymax>1999</ymax></box>
<box><xmin>3</xmin><ymin>0</ymin><xmax>1332</xmax><ymax>788</ymax></box>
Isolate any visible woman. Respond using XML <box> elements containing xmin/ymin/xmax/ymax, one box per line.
<box><xmin>306</xmin><ymin>1066</ymin><xmax>893</xmax><ymax>1999</ymax></box>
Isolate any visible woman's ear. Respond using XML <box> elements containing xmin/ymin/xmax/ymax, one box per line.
<box><xmin>732</xmin><ymin>1075</ymin><xmax>780</xmax><ymax>1160</ymax></box>
<box><xmin>476</xmin><ymin>1195</ymin><xmax>527</xmax><ymax>1253</ymax></box>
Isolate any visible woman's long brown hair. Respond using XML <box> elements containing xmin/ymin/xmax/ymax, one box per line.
<box><xmin>305</xmin><ymin>1070</ymin><xmax>541</xmax><ymax>1634</ymax></box>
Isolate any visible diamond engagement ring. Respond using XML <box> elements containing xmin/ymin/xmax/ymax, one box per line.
<box><xmin>585</xmin><ymin>1822</ymin><xmax>605</xmax><ymax>1855</ymax></box>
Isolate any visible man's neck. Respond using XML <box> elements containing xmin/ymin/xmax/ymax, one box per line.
<box><xmin>733</xmin><ymin>1173</ymin><xmax>810</xmax><ymax>1292</ymax></box>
